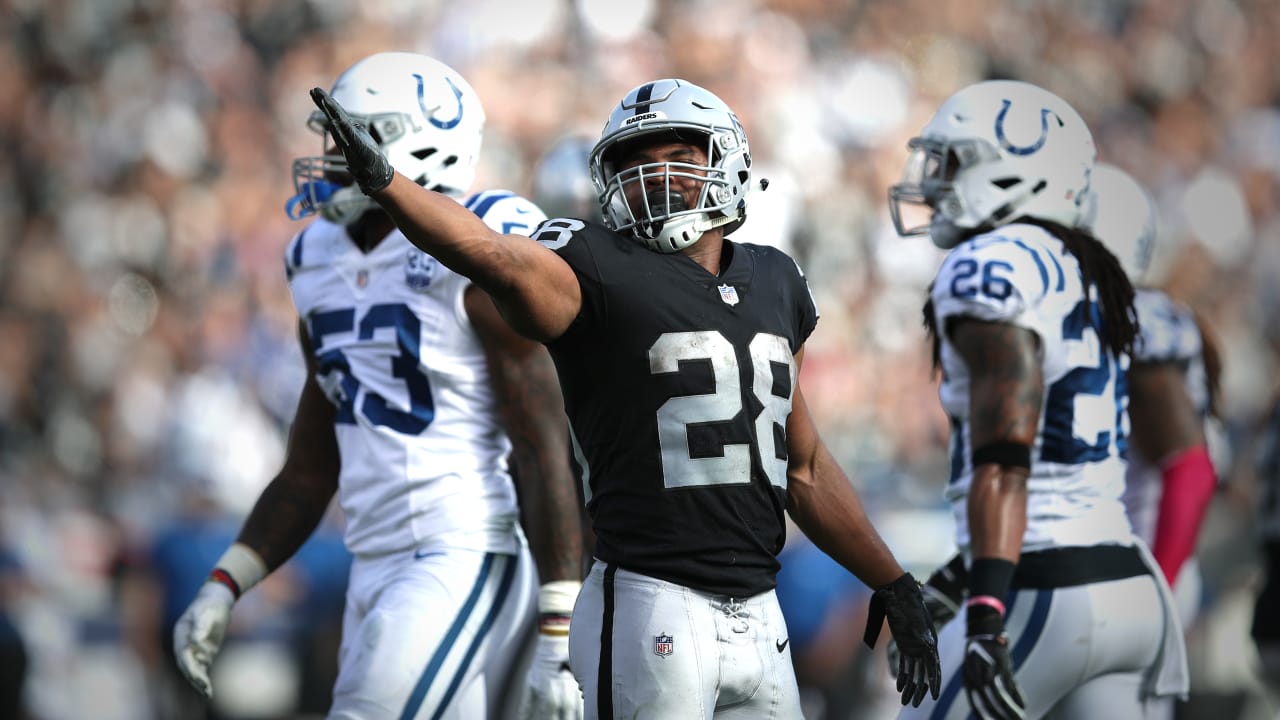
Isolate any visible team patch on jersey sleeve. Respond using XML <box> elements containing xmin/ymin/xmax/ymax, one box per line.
<box><xmin>465</xmin><ymin>189</ymin><xmax>549</xmax><ymax>238</ymax></box>
<box><xmin>931</xmin><ymin>231</ymin><xmax>1063</xmax><ymax>326</ymax></box>
<box><xmin>1133</xmin><ymin>289</ymin><xmax>1201</xmax><ymax>363</ymax></box>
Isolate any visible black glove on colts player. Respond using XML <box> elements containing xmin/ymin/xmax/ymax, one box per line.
<box><xmin>963</xmin><ymin>558</ymin><xmax>1026</xmax><ymax>720</ymax></box>
<box><xmin>864</xmin><ymin>572</ymin><xmax>942</xmax><ymax>707</ymax></box>
<box><xmin>963</xmin><ymin>602</ymin><xmax>1025</xmax><ymax>719</ymax></box>
<box><xmin>309</xmin><ymin>88</ymin><xmax>395</xmax><ymax>195</ymax></box>
<box><xmin>922</xmin><ymin>553</ymin><xmax>967</xmax><ymax>624</ymax></box>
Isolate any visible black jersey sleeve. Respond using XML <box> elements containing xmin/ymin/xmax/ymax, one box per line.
<box><xmin>788</xmin><ymin>253</ymin><xmax>819</xmax><ymax>349</ymax></box>
<box><xmin>752</xmin><ymin>244</ymin><xmax>819</xmax><ymax>352</ymax></box>
<box><xmin>530</xmin><ymin>217</ymin><xmax>607</xmax><ymax>338</ymax></box>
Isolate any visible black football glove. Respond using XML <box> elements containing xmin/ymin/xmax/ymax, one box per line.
<box><xmin>963</xmin><ymin>603</ymin><xmax>1026</xmax><ymax>719</ymax></box>
<box><xmin>887</xmin><ymin>554</ymin><xmax>966</xmax><ymax>675</ymax></box>
<box><xmin>864</xmin><ymin>572</ymin><xmax>942</xmax><ymax>707</ymax></box>
<box><xmin>921</xmin><ymin>553</ymin><xmax>967</xmax><ymax>623</ymax></box>
<box><xmin>309</xmin><ymin>87</ymin><xmax>395</xmax><ymax>196</ymax></box>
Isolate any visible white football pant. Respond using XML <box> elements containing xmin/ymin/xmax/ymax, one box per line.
<box><xmin>899</xmin><ymin>573</ymin><xmax>1177</xmax><ymax>720</ymax></box>
<box><xmin>329</xmin><ymin>539</ymin><xmax>537</xmax><ymax>719</ymax></box>
<box><xmin>569</xmin><ymin>561</ymin><xmax>803</xmax><ymax>719</ymax></box>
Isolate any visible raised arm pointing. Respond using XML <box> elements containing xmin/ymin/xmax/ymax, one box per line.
<box><xmin>310</xmin><ymin>87</ymin><xmax>582</xmax><ymax>343</ymax></box>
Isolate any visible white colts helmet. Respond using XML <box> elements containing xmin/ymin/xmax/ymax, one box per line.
<box><xmin>288</xmin><ymin>52</ymin><xmax>485</xmax><ymax>226</ymax></box>
<box><xmin>590</xmin><ymin>79</ymin><xmax>752</xmax><ymax>253</ymax></box>
<box><xmin>1081</xmin><ymin>163</ymin><xmax>1157</xmax><ymax>285</ymax></box>
<box><xmin>890</xmin><ymin>79</ymin><xmax>1096</xmax><ymax>249</ymax></box>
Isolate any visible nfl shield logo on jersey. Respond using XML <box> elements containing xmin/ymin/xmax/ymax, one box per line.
<box><xmin>654</xmin><ymin>633</ymin><xmax>674</xmax><ymax>657</ymax></box>
<box><xmin>405</xmin><ymin>250</ymin><xmax>436</xmax><ymax>290</ymax></box>
<box><xmin>718</xmin><ymin>284</ymin><xmax>739</xmax><ymax>306</ymax></box>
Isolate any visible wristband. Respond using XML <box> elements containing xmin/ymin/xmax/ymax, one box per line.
<box><xmin>966</xmin><ymin>594</ymin><xmax>1006</xmax><ymax>616</ymax></box>
<box><xmin>972</xmin><ymin>441</ymin><xmax>1031</xmax><ymax>470</ymax></box>
<box><xmin>968</xmin><ymin>557</ymin><xmax>1015</xmax><ymax>602</ymax></box>
<box><xmin>210</xmin><ymin>543</ymin><xmax>268</xmax><ymax>600</ymax></box>
<box><xmin>537</xmin><ymin>580</ymin><xmax>581</xmax><ymax>636</ymax></box>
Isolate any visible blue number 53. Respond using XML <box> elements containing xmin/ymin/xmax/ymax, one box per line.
<box><xmin>309</xmin><ymin>303</ymin><xmax>435</xmax><ymax>435</ymax></box>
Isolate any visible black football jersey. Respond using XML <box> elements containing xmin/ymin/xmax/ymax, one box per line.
<box><xmin>533</xmin><ymin>219</ymin><xmax>819</xmax><ymax>597</ymax></box>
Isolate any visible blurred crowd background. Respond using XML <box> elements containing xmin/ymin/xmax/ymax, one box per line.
<box><xmin>2</xmin><ymin>0</ymin><xmax>1280</xmax><ymax>718</ymax></box>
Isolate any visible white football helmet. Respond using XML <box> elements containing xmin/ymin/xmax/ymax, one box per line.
<box><xmin>890</xmin><ymin>80</ymin><xmax>1096</xmax><ymax>249</ymax></box>
<box><xmin>590</xmin><ymin>79</ymin><xmax>752</xmax><ymax>253</ymax></box>
<box><xmin>1080</xmin><ymin>162</ymin><xmax>1156</xmax><ymax>285</ymax></box>
<box><xmin>288</xmin><ymin>52</ymin><xmax>485</xmax><ymax>225</ymax></box>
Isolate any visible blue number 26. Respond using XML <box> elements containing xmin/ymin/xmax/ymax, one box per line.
<box><xmin>950</xmin><ymin>258</ymin><xmax>1014</xmax><ymax>300</ymax></box>
<box><xmin>309</xmin><ymin>303</ymin><xmax>434</xmax><ymax>435</ymax></box>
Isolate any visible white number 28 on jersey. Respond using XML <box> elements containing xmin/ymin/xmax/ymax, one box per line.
<box><xmin>648</xmin><ymin>331</ymin><xmax>794</xmax><ymax>490</ymax></box>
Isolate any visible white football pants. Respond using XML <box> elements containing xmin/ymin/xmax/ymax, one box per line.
<box><xmin>569</xmin><ymin>560</ymin><xmax>804</xmax><ymax>719</ymax></box>
<box><xmin>898</xmin><ymin>572</ymin><xmax>1181</xmax><ymax>720</ymax></box>
<box><xmin>328</xmin><ymin>538</ymin><xmax>537</xmax><ymax>720</ymax></box>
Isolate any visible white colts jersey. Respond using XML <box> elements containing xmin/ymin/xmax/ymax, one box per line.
<box><xmin>932</xmin><ymin>223</ymin><xmax>1132</xmax><ymax>552</ymax></box>
<box><xmin>285</xmin><ymin>190</ymin><xmax>548</xmax><ymax>557</ymax></box>
<box><xmin>1122</xmin><ymin>289</ymin><xmax>1208</xmax><ymax>545</ymax></box>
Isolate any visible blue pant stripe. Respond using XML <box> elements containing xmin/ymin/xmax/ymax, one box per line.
<box><xmin>399</xmin><ymin>553</ymin><xmax>497</xmax><ymax>720</ymax></box>
<box><xmin>930</xmin><ymin>661</ymin><xmax>966</xmax><ymax>720</ymax></box>
<box><xmin>429</xmin><ymin>554</ymin><xmax>520</xmax><ymax>720</ymax></box>
<box><xmin>1010</xmin><ymin>589</ymin><xmax>1053</xmax><ymax>667</ymax></box>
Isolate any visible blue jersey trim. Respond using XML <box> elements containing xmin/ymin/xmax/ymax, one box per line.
<box><xmin>465</xmin><ymin>190</ymin><xmax>516</xmax><ymax>219</ymax></box>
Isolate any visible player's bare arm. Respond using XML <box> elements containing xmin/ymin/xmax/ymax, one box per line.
<box><xmin>783</xmin><ymin>348</ymin><xmax>904</xmax><ymax>589</ymax></box>
<box><xmin>950</xmin><ymin>318</ymin><xmax>1040</xmax><ymax>562</ymax></box>
<box><xmin>464</xmin><ymin>285</ymin><xmax>582</xmax><ymax>582</ymax></box>
<box><xmin>311</xmin><ymin>87</ymin><xmax>581</xmax><ymax>343</ymax></box>
<box><xmin>1128</xmin><ymin>361</ymin><xmax>1205</xmax><ymax>462</ymax></box>
<box><xmin>786</xmin><ymin>348</ymin><xmax>941</xmax><ymax>705</ymax></box>
<box><xmin>235</xmin><ymin>323</ymin><xmax>341</xmax><ymax>571</ymax></box>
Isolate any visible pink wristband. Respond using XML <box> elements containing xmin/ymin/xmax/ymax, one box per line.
<box><xmin>966</xmin><ymin>594</ymin><xmax>1006</xmax><ymax>616</ymax></box>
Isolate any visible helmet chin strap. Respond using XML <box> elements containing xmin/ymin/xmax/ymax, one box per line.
<box><xmin>636</xmin><ymin>189</ymin><xmax>739</xmax><ymax>253</ymax></box>
<box><xmin>321</xmin><ymin>185</ymin><xmax>378</xmax><ymax>226</ymax></box>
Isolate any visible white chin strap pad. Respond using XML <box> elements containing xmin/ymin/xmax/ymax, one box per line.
<box><xmin>320</xmin><ymin>186</ymin><xmax>377</xmax><ymax>226</ymax></box>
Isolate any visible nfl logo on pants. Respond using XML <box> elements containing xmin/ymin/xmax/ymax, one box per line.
<box><xmin>654</xmin><ymin>634</ymin><xmax>673</xmax><ymax>657</ymax></box>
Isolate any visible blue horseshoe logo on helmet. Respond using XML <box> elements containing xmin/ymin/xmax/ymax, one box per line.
<box><xmin>994</xmin><ymin>99</ymin><xmax>1062</xmax><ymax>156</ymax></box>
<box><xmin>415</xmin><ymin>73</ymin><xmax>465</xmax><ymax>130</ymax></box>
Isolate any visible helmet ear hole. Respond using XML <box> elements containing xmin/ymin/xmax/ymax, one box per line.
<box><xmin>992</xmin><ymin>177</ymin><xmax>1021</xmax><ymax>189</ymax></box>
<box><xmin>411</xmin><ymin>148</ymin><xmax>436</xmax><ymax>161</ymax></box>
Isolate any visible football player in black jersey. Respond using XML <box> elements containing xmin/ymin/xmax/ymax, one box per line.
<box><xmin>310</xmin><ymin>76</ymin><xmax>940</xmax><ymax>718</ymax></box>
